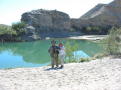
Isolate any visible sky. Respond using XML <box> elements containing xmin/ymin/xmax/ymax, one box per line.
<box><xmin>0</xmin><ymin>0</ymin><xmax>113</xmax><ymax>25</ymax></box>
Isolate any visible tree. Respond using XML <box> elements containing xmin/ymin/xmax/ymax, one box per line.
<box><xmin>12</xmin><ymin>22</ymin><xmax>26</xmax><ymax>35</ymax></box>
<box><xmin>0</xmin><ymin>25</ymin><xmax>16</xmax><ymax>36</ymax></box>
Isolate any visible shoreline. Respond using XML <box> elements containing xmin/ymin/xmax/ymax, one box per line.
<box><xmin>0</xmin><ymin>57</ymin><xmax>121</xmax><ymax>90</ymax></box>
<box><xmin>45</xmin><ymin>35</ymin><xmax>107</xmax><ymax>41</ymax></box>
<box><xmin>0</xmin><ymin>35</ymin><xmax>107</xmax><ymax>43</ymax></box>
<box><xmin>65</xmin><ymin>35</ymin><xmax>107</xmax><ymax>41</ymax></box>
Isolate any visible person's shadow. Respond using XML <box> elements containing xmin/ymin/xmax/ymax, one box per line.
<box><xmin>44</xmin><ymin>67</ymin><xmax>63</xmax><ymax>71</ymax></box>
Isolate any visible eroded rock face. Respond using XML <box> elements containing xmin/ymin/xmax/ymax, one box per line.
<box><xmin>21</xmin><ymin>9</ymin><xmax>75</xmax><ymax>40</ymax></box>
<box><xmin>81</xmin><ymin>0</ymin><xmax>121</xmax><ymax>25</ymax></box>
<box><xmin>72</xmin><ymin>0</ymin><xmax>121</xmax><ymax>31</ymax></box>
<box><xmin>21</xmin><ymin>9</ymin><xmax>72</xmax><ymax>40</ymax></box>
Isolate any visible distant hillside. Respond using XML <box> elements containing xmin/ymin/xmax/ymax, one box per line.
<box><xmin>80</xmin><ymin>0</ymin><xmax>121</xmax><ymax>26</ymax></box>
<box><xmin>71</xmin><ymin>0</ymin><xmax>121</xmax><ymax>35</ymax></box>
<box><xmin>81</xmin><ymin>4</ymin><xmax>106</xmax><ymax>20</ymax></box>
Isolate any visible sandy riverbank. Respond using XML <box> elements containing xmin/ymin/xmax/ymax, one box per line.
<box><xmin>0</xmin><ymin>57</ymin><xmax>121</xmax><ymax>90</ymax></box>
<box><xmin>45</xmin><ymin>35</ymin><xmax>107</xmax><ymax>41</ymax></box>
<box><xmin>67</xmin><ymin>35</ymin><xmax>107</xmax><ymax>40</ymax></box>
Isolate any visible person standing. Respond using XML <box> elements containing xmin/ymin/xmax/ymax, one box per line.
<box><xmin>48</xmin><ymin>40</ymin><xmax>60</xmax><ymax>68</ymax></box>
<box><xmin>58</xmin><ymin>43</ymin><xmax>66</xmax><ymax>68</ymax></box>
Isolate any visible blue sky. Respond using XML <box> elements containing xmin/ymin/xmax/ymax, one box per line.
<box><xmin>0</xmin><ymin>0</ymin><xmax>113</xmax><ymax>25</ymax></box>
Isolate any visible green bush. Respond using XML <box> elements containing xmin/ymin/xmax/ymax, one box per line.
<box><xmin>12</xmin><ymin>22</ymin><xmax>26</xmax><ymax>35</ymax></box>
<box><xmin>81</xmin><ymin>25</ymin><xmax>112</xmax><ymax>35</ymax></box>
<box><xmin>79</xmin><ymin>58</ymin><xmax>90</xmax><ymax>62</ymax></box>
<box><xmin>65</xmin><ymin>41</ymin><xmax>79</xmax><ymax>61</ymax></box>
<box><xmin>0</xmin><ymin>25</ymin><xmax>16</xmax><ymax>36</ymax></box>
<box><xmin>0</xmin><ymin>22</ymin><xmax>26</xmax><ymax>41</ymax></box>
<box><xmin>104</xmin><ymin>27</ymin><xmax>121</xmax><ymax>55</ymax></box>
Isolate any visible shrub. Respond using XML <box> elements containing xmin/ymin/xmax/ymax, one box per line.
<box><xmin>104</xmin><ymin>27</ymin><xmax>121</xmax><ymax>55</ymax></box>
<box><xmin>79</xmin><ymin>58</ymin><xmax>90</xmax><ymax>62</ymax></box>
<box><xmin>65</xmin><ymin>41</ymin><xmax>79</xmax><ymax>62</ymax></box>
<box><xmin>81</xmin><ymin>25</ymin><xmax>112</xmax><ymax>35</ymax></box>
<box><xmin>0</xmin><ymin>24</ymin><xmax>16</xmax><ymax>36</ymax></box>
<box><xmin>12</xmin><ymin>22</ymin><xmax>26</xmax><ymax>35</ymax></box>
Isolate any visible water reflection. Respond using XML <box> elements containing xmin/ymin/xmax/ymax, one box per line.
<box><xmin>0</xmin><ymin>40</ymin><xmax>103</xmax><ymax>68</ymax></box>
<box><xmin>0</xmin><ymin>40</ymin><xmax>50</xmax><ymax>64</ymax></box>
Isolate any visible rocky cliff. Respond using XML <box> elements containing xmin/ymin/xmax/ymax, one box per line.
<box><xmin>21</xmin><ymin>9</ymin><xmax>81</xmax><ymax>40</ymax></box>
<box><xmin>21</xmin><ymin>9</ymin><xmax>71</xmax><ymax>31</ymax></box>
<box><xmin>72</xmin><ymin>0</ymin><xmax>121</xmax><ymax>31</ymax></box>
<box><xmin>81</xmin><ymin>0</ymin><xmax>121</xmax><ymax>26</ymax></box>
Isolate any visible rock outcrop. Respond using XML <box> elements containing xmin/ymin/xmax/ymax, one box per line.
<box><xmin>21</xmin><ymin>9</ymin><xmax>71</xmax><ymax>31</ymax></box>
<box><xmin>21</xmin><ymin>9</ymin><xmax>81</xmax><ymax>40</ymax></box>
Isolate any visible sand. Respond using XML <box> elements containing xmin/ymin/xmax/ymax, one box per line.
<box><xmin>67</xmin><ymin>35</ymin><xmax>107</xmax><ymax>40</ymax></box>
<box><xmin>0</xmin><ymin>57</ymin><xmax>121</xmax><ymax>90</ymax></box>
<box><xmin>46</xmin><ymin>35</ymin><xmax>107</xmax><ymax>41</ymax></box>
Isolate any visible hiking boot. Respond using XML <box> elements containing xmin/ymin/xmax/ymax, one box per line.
<box><xmin>60</xmin><ymin>65</ymin><xmax>64</xmax><ymax>69</ymax></box>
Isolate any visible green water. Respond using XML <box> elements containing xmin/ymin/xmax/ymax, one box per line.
<box><xmin>0</xmin><ymin>40</ymin><xmax>103</xmax><ymax>69</ymax></box>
